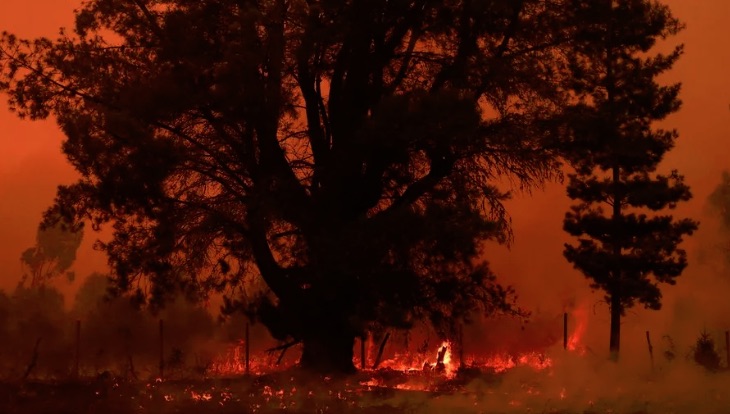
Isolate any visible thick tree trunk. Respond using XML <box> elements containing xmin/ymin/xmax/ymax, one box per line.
<box><xmin>300</xmin><ymin>330</ymin><xmax>356</xmax><ymax>374</ymax></box>
<box><xmin>609</xmin><ymin>293</ymin><xmax>621</xmax><ymax>360</ymax></box>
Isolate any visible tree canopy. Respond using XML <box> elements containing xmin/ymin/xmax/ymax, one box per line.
<box><xmin>561</xmin><ymin>0</ymin><xmax>697</xmax><ymax>357</ymax></box>
<box><xmin>20</xmin><ymin>212</ymin><xmax>83</xmax><ymax>288</ymax></box>
<box><xmin>2</xmin><ymin>0</ymin><xmax>583</xmax><ymax>372</ymax></box>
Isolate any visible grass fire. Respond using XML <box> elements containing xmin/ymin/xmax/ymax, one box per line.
<box><xmin>1</xmin><ymin>285</ymin><xmax>730</xmax><ymax>413</ymax></box>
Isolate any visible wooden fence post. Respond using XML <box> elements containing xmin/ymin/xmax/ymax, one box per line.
<box><xmin>159</xmin><ymin>319</ymin><xmax>164</xmax><ymax>380</ymax></box>
<box><xmin>459</xmin><ymin>325</ymin><xmax>464</xmax><ymax>368</ymax></box>
<box><xmin>245</xmin><ymin>322</ymin><xmax>250</xmax><ymax>375</ymax></box>
<box><xmin>372</xmin><ymin>332</ymin><xmax>390</xmax><ymax>370</ymax></box>
<box><xmin>725</xmin><ymin>330</ymin><xmax>729</xmax><ymax>369</ymax></box>
<box><xmin>75</xmin><ymin>320</ymin><xmax>80</xmax><ymax>378</ymax></box>
<box><xmin>646</xmin><ymin>331</ymin><xmax>654</xmax><ymax>371</ymax></box>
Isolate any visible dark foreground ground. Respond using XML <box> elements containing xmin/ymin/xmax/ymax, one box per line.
<box><xmin>0</xmin><ymin>374</ymin><xmax>410</xmax><ymax>414</ymax></box>
<box><xmin>0</xmin><ymin>368</ymin><xmax>724</xmax><ymax>414</ymax></box>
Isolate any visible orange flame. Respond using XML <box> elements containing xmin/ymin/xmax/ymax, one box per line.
<box><xmin>209</xmin><ymin>334</ymin><xmax>558</xmax><ymax>379</ymax></box>
<box><xmin>567</xmin><ymin>304</ymin><xmax>589</xmax><ymax>353</ymax></box>
<box><xmin>208</xmin><ymin>340</ymin><xmax>294</xmax><ymax>376</ymax></box>
<box><xmin>375</xmin><ymin>341</ymin><xmax>460</xmax><ymax>377</ymax></box>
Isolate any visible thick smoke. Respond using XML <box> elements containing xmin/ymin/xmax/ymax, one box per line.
<box><xmin>0</xmin><ymin>273</ymin><xmax>270</xmax><ymax>380</ymax></box>
<box><xmin>0</xmin><ymin>0</ymin><xmax>728</xmax><ymax>412</ymax></box>
<box><xmin>373</xmin><ymin>349</ymin><xmax>730</xmax><ymax>413</ymax></box>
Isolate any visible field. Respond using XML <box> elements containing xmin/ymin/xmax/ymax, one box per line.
<box><xmin>0</xmin><ymin>377</ymin><xmax>556</xmax><ymax>414</ymax></box>
<box><xmin>2</xmin><ymin>364</ymin><xmax>729</xmax><ymax>414</ymax></box>
<box><xmin>0</xmin><ymin>373</ymin><xmax>430</xmax><ymax>414</ymax></box>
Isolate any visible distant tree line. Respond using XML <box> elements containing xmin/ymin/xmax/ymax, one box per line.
<box><xmin>0</xmin><ymin>274</ymin><xmax>246</xmax><ymax>380</ymax></box>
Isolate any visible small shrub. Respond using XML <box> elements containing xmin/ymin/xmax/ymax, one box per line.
<box><xmin>692</xmin><ymin>330</ymin><xmax>721</xmax><ymax>371</ymax></box>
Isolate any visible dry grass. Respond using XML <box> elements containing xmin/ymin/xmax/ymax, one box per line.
<box><xmin>0</xmin><ymin>371</ymin><xmax>650</xmax><ymax>414</ymax></box>
<box><xmin>0</xmin><ymin>365</ymin><xmax>725</xmax><ymax>414</ymax></box>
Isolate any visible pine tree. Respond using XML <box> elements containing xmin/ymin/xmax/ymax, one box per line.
<box><xmin>562</xmin><ymin>0</ymin><xmax>698</xmax><ymax>359</ymax></box>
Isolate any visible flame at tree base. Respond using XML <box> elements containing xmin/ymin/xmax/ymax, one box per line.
<box><xmin>207</xmin><ymin>339</ymin><xmax>556</xmax><ymax>381</ymax></box>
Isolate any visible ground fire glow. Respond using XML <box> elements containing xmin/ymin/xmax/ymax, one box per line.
<box><xmin>207</xmin><ymin>338</ymin><xmax>563</xmax><ymax>382</ymax></box>
<box><xmin>204</xmin><ymin>305</ymin><xmax>592</xmax><ymax>384</ymax></box>
<box><xmin>3</xmin><ymin>290</ymin><xmax>726</xmax><ymax>414</ymax></box>
<box><xmin>207</xmin><ymin>306</ymin><xmax>588</xmax><ymax>385</ymax></box>
<box><xmin>89</xmin><ymin>303</ymin><xmax>730</xmax><ymax>414</ymax></box>
<box><xmin>144</xmin><ymin>320</ymin><xmax>730</xmax><ymax>413</ymax></box>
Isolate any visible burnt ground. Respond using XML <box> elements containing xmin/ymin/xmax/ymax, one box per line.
<box><xmin>0</xmin><ymin>368</ymin><xmax>718</xmax><ymax>414</ymax></box>
<box><xmin>0</xmin><ymin>372</ymin><xmax>421</xmax><ymax>414</ymax></box>
<box><xmin>0</xmin><ymin>370</ymin><xmax>645</xmax><ymax>414</ymax></box>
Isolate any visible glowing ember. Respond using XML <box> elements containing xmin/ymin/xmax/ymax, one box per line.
<box><xmin>191</xmin><ymin>391</ymin><xmax>213</xmax><ymax>401</ymax></box>
<box><xmin>475</xmin><ymin>352</ymin><xmax>552</xmax><ymax>373</ymax></box>
<box><xmin>360</xmin><ymin>378</ymin><xmax>382</xmax><ymax>388</ymax></box>
<box><xmin>375</xmin><ymin>340</ymin><xmax>460</xmax><ymax>377</ymax></box>
<box><xmin>208</xmin><ymin>341</ymin><xmax>248</xmax><ymax>375</ymax></box>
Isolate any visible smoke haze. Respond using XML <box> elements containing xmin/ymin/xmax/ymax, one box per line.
<box><xmin>0</xmin><ymin>0</ymin><xmax>728</xmax><ymax>381</ymax></box>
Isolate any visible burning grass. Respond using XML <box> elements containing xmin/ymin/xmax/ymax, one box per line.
<box><xmin>0</xmin><ymin>359</ymin><xmax>730</xmax><ymax>414</ymax></box>
<box><xmin>2</xmin><ymin>301</ymin><xmax>729</xmax><ymax>413</ymax></box>
<box><xmin>3</xmin><ymin>345</ymin><xmax>730</xmax><ymax>414</ymax></box>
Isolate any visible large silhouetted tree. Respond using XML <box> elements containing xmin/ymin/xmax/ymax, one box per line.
<box><xmin>1</xmin><ymin>0</ymin><xmax>577</xmax><ymax>372</ymax></box>
<box><xmin>562</xmin><ymin>0</ymin><xmax>697</xmax><ymax>359</ymax></box>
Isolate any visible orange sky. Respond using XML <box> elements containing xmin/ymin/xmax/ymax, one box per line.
<box><xmin>0</xmin><ymin>1</ymin><xmax>728</xmax><ymax>349</ymax></box>
<box><xmin>0</xmin><ymin>0</ymin><xmax>107</xmax><ymax>296</ymax></box>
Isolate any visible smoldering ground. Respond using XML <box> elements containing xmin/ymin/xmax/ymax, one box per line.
<box><xmin>0</xmin><ymin>207</ymin><xmax>729</xmax><ymax>413</ymax></box>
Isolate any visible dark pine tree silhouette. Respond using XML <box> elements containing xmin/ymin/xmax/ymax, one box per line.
<box><xmin>562</xmin><ymin>0</ymin><xmax>698</xmax><ymax>359</ymax></box>
<box><xmin>1</xmin><ymin>1</ymin><xmax>580</xmax><ymax>373</ymax></box>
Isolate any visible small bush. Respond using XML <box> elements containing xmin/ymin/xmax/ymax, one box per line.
<box><xmin>692</xmin><ymin>330</ymin><xmax>721</xmax><ymax>371</ymax></box>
